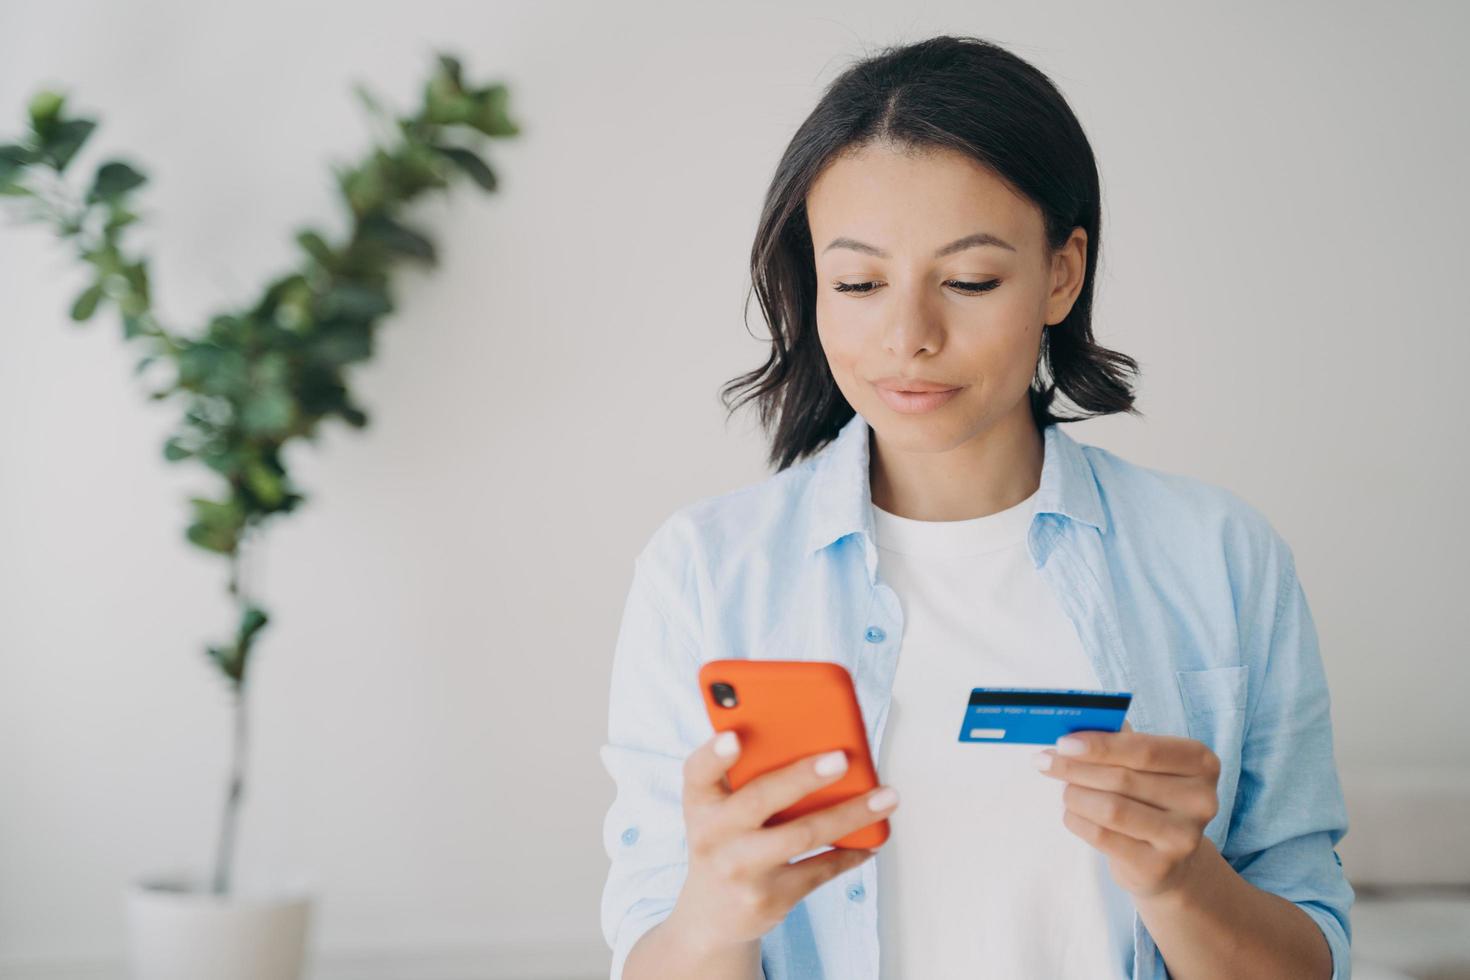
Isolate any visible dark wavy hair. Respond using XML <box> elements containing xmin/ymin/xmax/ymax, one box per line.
<box><xmin>720</xmin><ymin>34</ymin><xmax>1143</xmax><ymax>472</ymax></box>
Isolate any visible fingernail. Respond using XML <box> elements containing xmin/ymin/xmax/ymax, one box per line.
<box><xmin>713</xmin><ymin>731</ymin><xmax>740</xmax><ymax>758</ymax></box>
<box><xmin>814</xmin><ymin>750</ymin><xmax>848</xmax><ymax>776</ymax></box>
<box><xmin>1032</xmin><ymin>750</ymin><xmax>1053</xmax><ymax>771</ymax></box>
<box><xmin>868</xmin><ymin>787</ymin><xmax>899</xmax><ymax>811</ymax></box>
<box><xmin>1056</xmin><ymin>736</ymin><xmax>1086</xmax><ymax>755</ymax></box>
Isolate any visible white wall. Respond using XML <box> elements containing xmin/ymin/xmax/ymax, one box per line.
<box><xmin>1</xmin><ymin>1</ymin><xmax>1465</xmax><ymax>975</ymax></box>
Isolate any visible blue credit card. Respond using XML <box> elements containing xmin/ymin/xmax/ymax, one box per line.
<box><xmin>958</xmin><ymin>687</ymin><xmax>1132</xmax><ymax>744</ymax></box>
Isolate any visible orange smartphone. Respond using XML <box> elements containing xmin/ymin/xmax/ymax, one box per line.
<box><xmin>697</xmin><ymin>658</ymin><xmax>889</xmax><ymax>850</ymax></box>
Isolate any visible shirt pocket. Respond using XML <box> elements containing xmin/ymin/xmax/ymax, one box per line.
<box><xmin>1174</xmin><ymin>665</ymin><xmax>1248</xmax><ymax>847</ymax></box>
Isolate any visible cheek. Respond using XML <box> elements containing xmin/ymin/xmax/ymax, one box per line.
<box><xmin>814</xmin><ymin>305</ymin><xmax>861</xmax><ymax>373</ymax></box>
<box><xmin>945</xmin><ymin>322</ymin><xmax>1026</xmax><ymax>376</ymax></box>
<box><xmin>971</xmin><ymin>288</ymin><xmax>1039</xmax><ymax>337</ymax></box>
<box><xmin>962</xmin><ymin>303</ymin><xmax>1043</xmax><ymax>368</ymax></box>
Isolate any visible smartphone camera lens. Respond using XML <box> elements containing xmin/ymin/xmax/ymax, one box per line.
<box><xmin>709</xmin><ymin>682</ymin><xmax>738</xmax><ymax>709</ymax></box>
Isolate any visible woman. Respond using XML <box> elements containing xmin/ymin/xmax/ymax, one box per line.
<box><xmin>599</xmin><ymin>34</ymin><xmax>1352</xmax><ymax>980</ymax></box>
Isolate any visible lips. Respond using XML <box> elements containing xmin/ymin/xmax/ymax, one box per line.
<box><xmin>873</xmin><ymin>384</ymin><xmax>963</xmax><ymax>414</ymax></box>
<box><xmin>873</xmin><ymin>378</ymin><xmax>960</xmax><ymax>393</ymax></box>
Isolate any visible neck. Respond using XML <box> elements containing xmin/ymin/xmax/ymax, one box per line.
<box><xmin>868</xmin><ymin>403</ymin><xmax>1044</xmax><ymax>522</ymax></box>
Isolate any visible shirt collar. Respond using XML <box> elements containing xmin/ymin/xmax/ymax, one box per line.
<box><xmin>801</xmin><ymin>411</ymin><xmax>1109</xmax><ymax>561</ymax></box>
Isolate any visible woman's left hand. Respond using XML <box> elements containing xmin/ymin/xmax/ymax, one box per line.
<box><xmin>1032</xmin><ymin>720</ymin><xmax>1222</xmax><ymax>900</ymax></box>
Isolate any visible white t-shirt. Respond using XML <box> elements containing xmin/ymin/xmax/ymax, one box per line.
<box><xmin>872</xmin><ymin>487</ymin><xmax>1135</xmax><ymax>979</ymax></box>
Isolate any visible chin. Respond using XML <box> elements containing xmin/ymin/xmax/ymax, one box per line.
<box><xmin>868</xmin><ymin>404</ymin><xmax>973</xmax><ymax>446</ymax></box>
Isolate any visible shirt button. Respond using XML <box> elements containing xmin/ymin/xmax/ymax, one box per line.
<box><xmin>620</xmin><ymin>826</ymin><xmax>639</xmax><ymax>846</ymax></box>
<box><xmin>846</xmin><ymin>882</ymin><xmax>866</xmax><ymax>902</ymax></box>
<box><xmin>864</xmin><ymin>626</ymin><xmax>886</xmax><ymax>644</ymax></box>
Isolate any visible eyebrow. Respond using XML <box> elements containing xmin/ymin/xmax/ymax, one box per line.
<box><xmin>821</xmin><ymin>231</ymin><xmax>1017</xmax><ymax>259</ymax></box>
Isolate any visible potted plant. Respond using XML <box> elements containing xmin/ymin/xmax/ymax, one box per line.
<box><xmin>0</xmin><ymin>52</ymin><xmax>519</xmax><ymax>979</ymax></box>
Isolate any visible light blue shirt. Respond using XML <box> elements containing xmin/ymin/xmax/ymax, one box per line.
<box><xmin>599</xmin><ymin>411</ymin><xmax>1353</xmax><ymax>979</ymax></box>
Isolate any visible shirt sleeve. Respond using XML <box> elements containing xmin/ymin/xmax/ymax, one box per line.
<box><xmin>1222</xmin><ymin>533</ymin><xmax>1355</xmax><ymax>979</ymax></box>
<box><xmin>598</xmin><ymin>531</ymin><xmax>712</xmax><ymax>980</ymax></box>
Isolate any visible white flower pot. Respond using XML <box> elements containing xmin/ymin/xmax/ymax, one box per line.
<box><xmin>124</xmin><ymin>872</ymin><xmax>313</xmax><ymax>980</ymax></box>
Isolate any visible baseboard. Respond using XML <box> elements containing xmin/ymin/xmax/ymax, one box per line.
<box><xmin>0</xmin><ymin>940</ymin><xmax>611</xmax><ymax>980</ymax></box>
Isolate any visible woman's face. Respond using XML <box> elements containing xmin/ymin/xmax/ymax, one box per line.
<box><xmin>806</xmin><ymin>140</ymin><xmax>1087</xmax><ymax>451</ymax></box>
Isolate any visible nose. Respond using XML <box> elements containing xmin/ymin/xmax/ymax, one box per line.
<box><xmin>881</xmin><ymin>288</ymin><xmax>945</xmax><ymax>358</ymax></box>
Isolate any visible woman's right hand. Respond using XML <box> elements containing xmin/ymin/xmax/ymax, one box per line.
<box><xmin>664</xmin><ymin>729</ymin><xmax>901</xmax><ymax>956</ymax></box>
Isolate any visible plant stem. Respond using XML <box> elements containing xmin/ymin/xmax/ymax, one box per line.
<box><xmin>211</xmin><ymin>675</ymin><xmax>248</xmax><ymax>895</ymax></box>
<box><xmin>211</xmin><ymin>528</ymin><xmax>252</xmax><ymax>895</ymax></box>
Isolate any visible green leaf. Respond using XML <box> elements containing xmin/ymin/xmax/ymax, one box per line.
<box><xmin>163</xmin><ymin>437</ymin><xmax>193</xmax><ymax>461</ymax></box>
<box><xmin>272</xmin><ymin>277</ymin><xmax>315</xmax><ymax>331</ymax></box>
<box><xmin>337</xmin><ymin>157</ymin><xmax>389</xmax><ymax>215</ymax></box>
<box><xmin>27</xmin><ymin>91</ymin><xmax>65</xmax><ymax>129</ymax></box>
<box><xmin>436</xmin><ymin>54</ymin><xmax>464</xmax><ymax>90</ymax></box>
<box><xmin>176</xmin><ymin>342</ymin><xmax>247</xmax><ymax>395</ymax></box>
<box><xmin>251</xmin><ymin>272</ymin><xmax>304</xmax><ymax>320</ymax></box>
<box><xmin>40</xmin><ymin>118</ymin><xmax>97</xmax><ymax>173</ymax></box>
<box><xmin>296</xmin><ymin>364</ymin><xmax>347</xmax><ymax>416</ymax></box>
<box><xmin>312</xmin><ymin>322</ymin><xmax>373</xmax><ymax>365</ymax></box>
<box><xmin>434</xmin><ymin>144</ymin><xmax>496</xmax><ymax>191</ymax></box>
<box><xmin>0</xmin><ymin>143</ymin><xmax>33</xmax><ymax>188</ymax></box>
<box><xmin>187</xmin><ymin>522</ymin><xmax>236</xmax><ymax>554</ymax></box>
<box><xmin>256</xmin><ymin>350</ymin><xmax>290</xmax><ymax>385</ymax></box>
<box><xmin>122</xmin><ymin>261</ymin><xmax>150</xmax><ymax>307</ymax></box>
<box><xmin>190</xmin><ymin>495</ymin><xmax>244</xmax><ymax>524</ymax></box>
<box><xmin>468</xmin><ymin>84</ymin><xmax>519</xmax><ymax>138</ymax></box>
<box><xmin>70</xmin><ymin>282</ymin><xmax>104</xmax><ymax>321</ymax></box>
<box><xmin>186</xmin><ymin>496</ymin><xmax>245</xmax><ymax>554</ymax></box>
<box><xmin>240</xmin><ymin>388</ymin><xmax>294</xmax><ymax>436</ymax></box>
<box><xmin>174</xmin><ymin>345</ymin><xmax>217</xmax><ymax>387</ymax></box>
<box><xmin>105</xmin><ymin>207</ymin><xmax>140</xmax><ymax>231</ymax></box>
<box><xmin>200</xmin><ymin>447</ymin><xmax>244</xmax><ymax>476</ymax></box>
<box><xmin>238</xmin><ymin>604</ymin><xmax>269</xmax><ymax>645</ymax></box>
<box><xmin>386</xmin><ymin>142</ymin><xmax>448</xmax><ymax>195</ymax></box>
<box><xmin>87</xmin><ymin>160</ymin><xmax>147</xmax><ymax>202</ymax></box>
<box><xmin>425</xmin><ymin>93</ymin><xmax>474</xmax><ymax>127</ymax></box>
<box><xmin>360</xmin><ymin>212</ymin><xmax>436</xmax><ymax>262</ymax></box>
<box><xmin>316</xmin><ymin>282</ymin><xmax>392</xmax><ymax>320</ymax></box>
<box><xmin>295</xmin><ymin>229</ymin><xmax>334</xmax><ymax>267</ymax></box>
<box><xmin>244</xmin><ymin>460</ymin><xmax>284</xmax><ymax>506</ymax></box>
<box><xmin>205</xmin><ymin>643</ymin><xmax>243</xmax><ymax>682</ymax></box>
<box><xmin>424</xmin><ymin>65</ymin><xmax>474</xmax><ymax>127</ymax></box>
